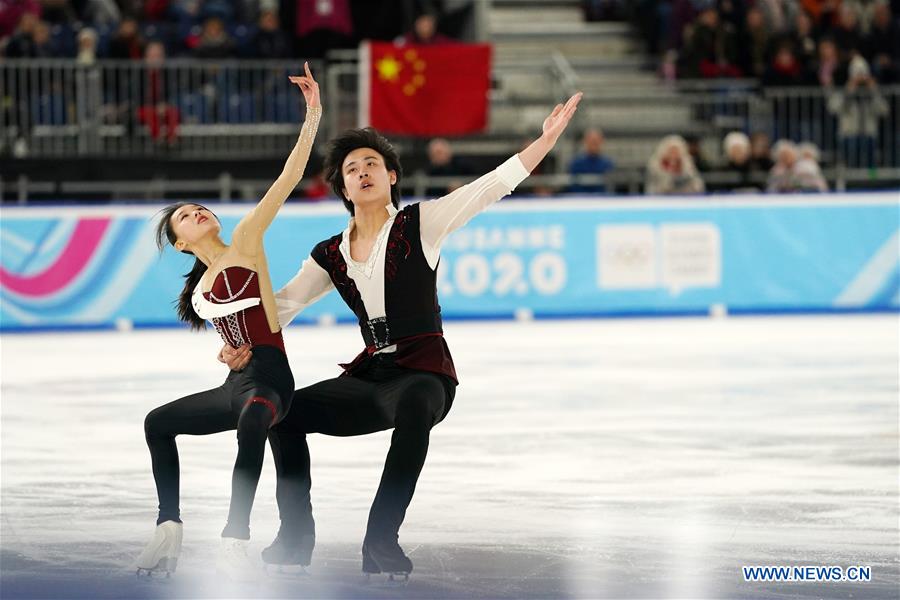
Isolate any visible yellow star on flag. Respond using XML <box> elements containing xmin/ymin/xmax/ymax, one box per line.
<box><xmin>376</xmin><ymin>56</ymin><xmax>402</xmax><ymax>82</ymax></box>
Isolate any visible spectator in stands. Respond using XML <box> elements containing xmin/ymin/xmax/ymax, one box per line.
<box><xmin>685</xmin><ymin>134</ymin><xmax>711</xmax><ymax>172</ymax></box>
<box><xmin>3</xmin><ymin>12</ymin><xmax>51</xmax><ymax>57</ymax></box>
<box><xmin>756</xmin><ymin>0</ymin><xmax>798</xmax><ymax>32</ymax></box>
<box><xmin>199</xmin><ymin>0</ymin><xmax>235</xmax><ymax>23</ymax></box>
<box><xmin>749</xmin><ymin>131</ymin><xmax>775</xmax><ymax>170</ymax></box>
<box><xmin>797</xmin><ymin>141</ymin><xmax>822</xmax><ymax>163</ymax></box>
<box><xmin>766</xmin><ymin>139</ymin><xmax>799</xmax><ymax>191</ymax></box>
<box><xmin>0</xmin><ymin>0</ymin><xmax>40</xmax><ymax>39</ymax></box>
<box><xmin>722</xmin><ymin>131</ymin><xmax>757</xmax><ymax>189</ymax></box>
<box><xmin>169</xmin><ymin>0</ymin><xmax>203</xmax><ymax>35</ymax></box>
<box><xmin>828</xmin><ymin>54</ymin><xmax>889</xmax><ymax>167</ymax></box>
<box><xmin>763</xmin><ymin>40</ymin><xmax>810</xmax><ymax>85</ymax></box>
<box><xmin>568</xmin><ymin>128</ymin><xmax>615</xmax><ymax>193</ymax></box>
<box><xmin>425</xmin><ymin>137</ymin><xmax>471</xmax><ymax>196</ymax></box>
<box><xmin>137</xmin><ymin>41</ymin><xmax>180</xmax><ymax>146</ymax></box>
<box><xmin>108</xmin><ymin>17</ymin><xmax>144</xmax><ymax>60</ymax></box>
<box><xmin>399</xmin><ymin>12</ymin><xmax>452</xmax><ymax>45</ymax></box>
<box><xmin>645</xmin><ymin>135</ymin><xmax>706</xmax><ymax>194</ymax></box>
<box><xmin>791</xmin><ymin>159</ymin><xmax>830</xmax><ymax>190</ymax></box>
<box><xmin>813</xmin><ymin>37</ymin><xmax>845</xmax><ymax>86</ymax></box>
<box><xmin>76</xmin><ymin>27</ymin><xmax>98</xmax><ymax>65</ymax></box>
<box><xmin>864</xmin><ymin>2</ymin><xmax>899</xmax><ymax>83</ymax></box>
<box><xmin>668</xmin><ymin>0</ymin><xmax>701</xmax><ymax>51</ymax></box>
<box><xmin>2</xmin><ymin>10</ymin><xmax>48</xmax><ymax>156</ymax></box>
<box><xmin>792</xmin><ymin>10</ymin><xmax>819</xmax><ymax>69</ymax></box>
<box><xmin>829</xmin><ymin>3</ymin><xmax>863</xmax><ymax>55</ymax></box>
<box><xmin>738</xmin><ymin>7</ymin><xmax>771</xmax><ymax>78</ymax></box>
<box><xmin>81</xmin><ymin>0</ymin><xmax>121</xmax><ymax>28</ymax></box>
<box><xmin>766</xmin><ymin>138</ymin><xmax>829</xmax><ymax>191</ymax></box>
<box><xmin>192</xmin><ymin>16</ymin><xmax>236</xmax><ymax>58</ymax></box>
<box><xmin>252</xmin><ymin>9</ymin><xmax>290</xmax><ymax>59</ymax></box>
<box><xmin>795</xmin><ymin>141</ymin><xmax>829</xmax><ymax>190</ymax></box>
<box><xmin>681</xmin><ymin>4</ymin><xmax>742</xmax><ymax>78</ymax></box>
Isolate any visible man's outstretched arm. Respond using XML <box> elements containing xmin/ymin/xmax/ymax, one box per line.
<box><xmin>419</xmin><ymin>92</ymin><xmax>582</xmax><ymax>255</ymax></box>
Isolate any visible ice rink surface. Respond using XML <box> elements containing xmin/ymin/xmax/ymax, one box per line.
<box><xmin>1</xmin><ymin>315</ymin><xmax>898</xmax><ymax>599</ymax></box>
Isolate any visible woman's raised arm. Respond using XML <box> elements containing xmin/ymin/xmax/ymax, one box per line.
<box><xmin>233</xmin><ymin>62</ymin><xmax>322</xmax><ymax>252</ymax></box>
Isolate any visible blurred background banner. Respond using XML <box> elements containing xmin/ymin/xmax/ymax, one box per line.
<box><xmin>361</xmin><ymin>41</ymin><xmax>492</xmax><ymax>136</ymax></box>
<box><xmin>2</xmin><ymin>194</ymin><xmax>897</xmax><ymax>331</ymax></box>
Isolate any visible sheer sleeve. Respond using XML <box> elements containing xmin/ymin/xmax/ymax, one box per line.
<box><xmin>233</xmin><ymin>106</ymin><xmax>322</xmax><ymax>251</ymax></box>
<box><xmin>418</xmin><ymin>154</ymin><xmax>529</xmax><ymax>267</ymax></box>
<box><xmin>275</xmin><ymin>254</ymin><xmax>334</xmax><ymax>327</ymax></box>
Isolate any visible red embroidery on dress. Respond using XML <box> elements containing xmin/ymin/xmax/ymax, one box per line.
<box><xmin>385</xmin><ymin>210</ymin><xmax>411</xmax><ymax>281</ymax></box>
<box><xmin>325</xmin><ymin>237</ymin><xmax>362</xmax><ymax>304</ymax></box>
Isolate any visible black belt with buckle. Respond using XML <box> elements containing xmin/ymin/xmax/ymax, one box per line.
<box><xmin>360</xmin><ymin>313</ymin><xmax>443</xmax><ymax>350</ymax></box>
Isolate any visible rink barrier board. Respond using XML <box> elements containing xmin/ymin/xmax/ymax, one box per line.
<box><xmin>1</xmin><ymin>306</ymin><xmax>898</xmax><ymax>335</ymax></box>
<box><xmin>1</xmin><ymin>193</ymin><xmax>898</xmax><ymax>331</ymax></box>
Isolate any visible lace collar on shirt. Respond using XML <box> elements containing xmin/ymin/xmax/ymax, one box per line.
<box><xmin>339</xmin><ymin>202</ymin><xmax>398</xmax><ymax>279</ymax></box>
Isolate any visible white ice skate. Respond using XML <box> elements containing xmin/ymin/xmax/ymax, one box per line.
<box><xmin>216</xmin><ymin>537</ymin><xmax>259</xmax><ymax>583</ymax></box>
<box><xmin>134</xmin><ymin>521</ymin><xmax>183</xmax><ymax>577</ymax></box>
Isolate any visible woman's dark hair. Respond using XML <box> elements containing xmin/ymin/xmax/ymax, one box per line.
<box><xmin>323</xmin><ymin>128</ymin><xmax>403</xmax><ymax>215</ymax></box>
<box><xmin>154</xmin><ymin>202</ymin><xmax>213</xmax><ymax>330</ymax></box>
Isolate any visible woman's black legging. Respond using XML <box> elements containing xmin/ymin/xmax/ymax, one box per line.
<box><xmin>144</xmin><ymin>345</ymin><xmax>293</xmax><ymax>540</ymax></box>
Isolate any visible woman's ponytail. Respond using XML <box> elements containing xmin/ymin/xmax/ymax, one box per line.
<box><xmin>155</xmin><ymin>202</ymin><xmax>210</xmax><ymax>330</ymax></box>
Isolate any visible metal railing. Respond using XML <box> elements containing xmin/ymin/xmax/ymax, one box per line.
<box><xmin>2</xmin><ymin>59</ymin><xmax>325</xmax><ymax>158</ymax></box>
<box><xmin>7</xmin><ymin>168</ymin><xmax>900</xmax><ymax>204</ymax></box>
<box><xmin>665</xmin><ymin>80</ymin><xmax>900</xmax><ymax>170</ymax></box>
<box><xmin>2</xmin><ymin>59</ymin><xmax>899</xmax><ymax>199</ymax></box>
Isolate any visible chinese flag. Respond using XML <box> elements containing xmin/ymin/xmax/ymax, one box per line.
<box><xmin>360</xmin><ymin>41</ymin><xmax>492</xmax><ymax>137</ymax></box>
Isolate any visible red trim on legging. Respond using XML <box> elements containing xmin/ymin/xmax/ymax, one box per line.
<box><xmin>246</xmin><ymin>396</ymin><xmax>277</xmax><ymax>426</ymax></box>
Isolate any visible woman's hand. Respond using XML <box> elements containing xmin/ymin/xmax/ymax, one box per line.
<box><xmin>289</xmin><ymin>61</ymin><xmax>320</xmax><ymax>108</ymax></box>
<box><xmin>541</xmin><ymin>92</ymin><xmax>582</xmax><ymax>145</ymax></box>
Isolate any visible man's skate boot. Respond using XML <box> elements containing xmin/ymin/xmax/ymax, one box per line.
<box><xmin>135</xmin><ymin>521</ymin><xmax>183</xmax><ymax>577</ymax></box>
<box><xmin>362</xmin><ymin>537</ymin><xmax>412</xmax><ymax>581</ymax></box>
<box><xmin>261</xmin><ymin>530</ymin><xmax>315</xmax><ymax>574</ymax></box>
<box><xmin>216</xmin><ymin>537</ymin><xmax>259</xmax><ymax>583</ymax></box>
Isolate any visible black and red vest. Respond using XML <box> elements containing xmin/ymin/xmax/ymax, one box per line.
<box><xmin>311</xmin><ymin>203</ymin><xmax>458</xmax><ymax>383</ymax></box>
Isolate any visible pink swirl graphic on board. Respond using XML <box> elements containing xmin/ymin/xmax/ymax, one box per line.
<box><xmin>0</xmin><ymin>218</ymin><xmax>111</xmax><ymax>297</ymax></box>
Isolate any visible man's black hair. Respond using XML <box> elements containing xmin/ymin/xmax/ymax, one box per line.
<box><xmin>323</xmin><ymin>128</ymin><xmax>403</xmax><ymax>215</ymax></box>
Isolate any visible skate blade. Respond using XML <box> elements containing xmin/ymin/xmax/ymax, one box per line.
<box><xmin>135</xmin><ymin>566</ymin><xmax>174</xmax><ymax>578</ymax></box>
<box><xmin>135</xmin><ymin>557</ymin><xmax>175</xmax><ymax>578</ymax></box>
<box><xmin>364</xmin><ymin>571</ymin><xmax>410</xmax><ymax>585</ymax></box>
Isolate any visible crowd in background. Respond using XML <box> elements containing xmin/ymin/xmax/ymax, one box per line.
<box><xmin>0</xmin><ymin>0</ymin><xmax>472</xmax><ymax>61</ymax></box>
<box><xmin>2</xmin><ymin>0</ymin><xmax>895</xmax><ymax>196</ymax></box>
<box><xmin>634</xmin><ymin>0</ymin><xmax>899</xmax><ymax>84</ymax></box>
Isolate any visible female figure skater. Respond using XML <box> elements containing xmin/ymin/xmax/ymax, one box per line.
<box><xmin>135</xmin><ymin>63</ymin><xmax>320</xmax><ymax>581</ymax></box>
<box><xmin>221</xmin><ymin>91</ymin><xmax>583</xmax><ymax>579</ymax></box>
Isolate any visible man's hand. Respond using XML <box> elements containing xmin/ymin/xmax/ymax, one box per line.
<box><xmin>541</xmin><ymin>92</ymin><xmax>582</xmax><ymax>146</ymax></box>
<box><xmin>518</xmin><ymin>92</ymin><xmax>583</xmax><ymax>173</ymax></box>
<box><xmin>219</xmin><ymin>343</ymin><xmax>252</xmax><ymax>371</ymax></box>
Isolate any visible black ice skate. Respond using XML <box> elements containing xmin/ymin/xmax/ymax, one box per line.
<box><xmin>261</xmin><ymin>531</ymin><xmax>314</xmax><ymax>575</ymax></box>
<box><xmin>361</xmin><ymin>538</ymin><xmax>412</xmax><ymax>582</ymax></box>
